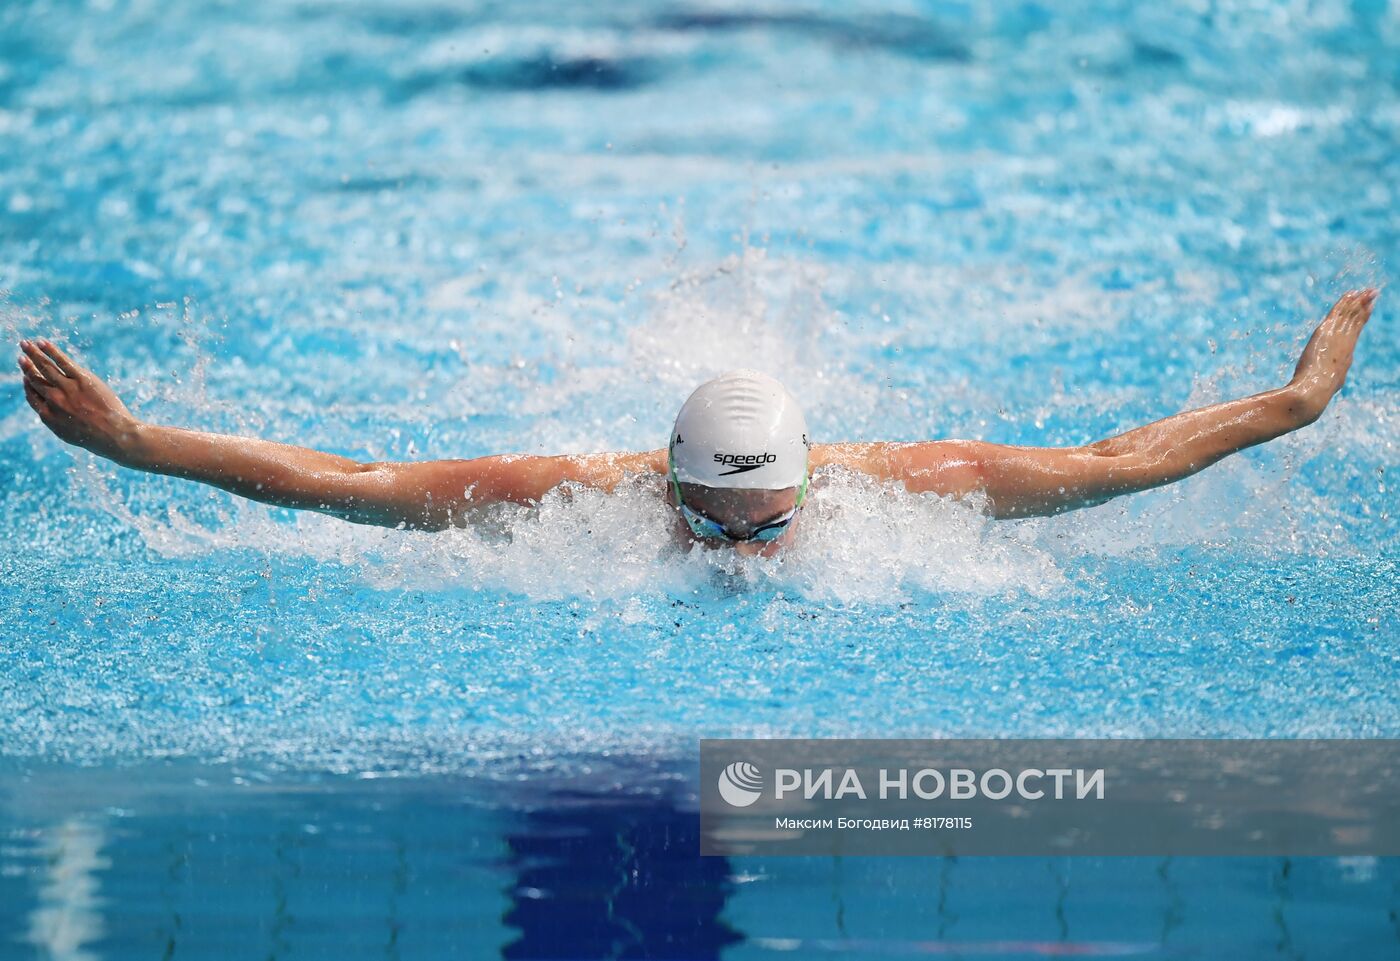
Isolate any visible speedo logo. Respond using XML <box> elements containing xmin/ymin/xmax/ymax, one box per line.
<box><xmin>715</xmin><ymin>452</ymin><xmax>777</xmax><ymax>476</ymax></box>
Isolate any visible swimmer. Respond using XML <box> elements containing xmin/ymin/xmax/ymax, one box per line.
<box><xmin>18</xmin><ymin>289</ymin><xmax>1378</xmax><ymax>557</ymax></box>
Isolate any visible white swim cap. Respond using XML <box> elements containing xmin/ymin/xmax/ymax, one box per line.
<box><xmin>669</xmin><ymin>369</ymin><xmax>810</xmax><ymax>490</ymax></box>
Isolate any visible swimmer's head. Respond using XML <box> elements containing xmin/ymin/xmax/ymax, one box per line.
<box><xmin>668</xmin><ymin>369</ymin><xmax>809</xmax><ymax>490</ymax></box>
<box><xmin>668</xmin><ymin>370</ymin><xmax>810</xmax><ymax>554</ymax></box>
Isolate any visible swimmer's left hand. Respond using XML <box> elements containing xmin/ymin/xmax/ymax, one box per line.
<box><xmin>1287</xmin><ymin>288</ymin><xmax>1379</xmax><ymax>424</ymax></box>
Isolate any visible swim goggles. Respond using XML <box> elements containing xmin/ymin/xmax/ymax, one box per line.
<box><xmin>667</xmin><ymin>449</ymin><xmax>809</xmax><ymax>543</ymax></box>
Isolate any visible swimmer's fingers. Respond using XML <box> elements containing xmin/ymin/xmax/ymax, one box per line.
<box><xmin>1330</xmin><ymin>288</ymin><xmax>1377</xmax><ymax>349</ymax></box>
<box><xmin>1288</xmin><ymin>288</ymin><xmax>1377</xmax><ymax>403</ymax></box>
<box><xmin>22</xmin><ymin>378</ymin><xmax>51</xmax><ymax>418</ymax></box>
<box><xmin>36</xmin><ymin>338</ymin><xmax>81</xmax><ymax>378</ymax></box>
<box><xmin>1348</xmin><ymin>287</ymin><xmax>1378</xmax><ymax>330</ymax></box>
<box><xmin>17</xmin><ymin>351</ymin><xmax>55</xmax><ymax>390</ymax></box>
<box><xmin>1326</xmin><ymin>287</ymin><xmax>1378</xmax><ymax>330</ymax></box>
<box><xmin>20</xmin><ymin>339</ymin><xmax>66</xmax><ymax>384</ymax></box>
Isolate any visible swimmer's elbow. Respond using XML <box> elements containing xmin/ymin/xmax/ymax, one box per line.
<box><xmin>983</xmin><ymin>446</ymin><xmax>1157</xmax><ymax>519</ymax></box>
<box><xmin>336</xmin><ymin>461</ymin><xmax>467</xmax><ymax>530</ymax></box>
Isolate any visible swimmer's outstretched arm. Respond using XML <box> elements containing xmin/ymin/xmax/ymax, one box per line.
<box><xmin>16</xmin><ymin>339</ymin><xmax>664</xmax><ymax>530</ymax></box>
<box><xmin>830</xmin><ymin>289</ymin><xmax>1378</xmax><ymax>518</ymax></box>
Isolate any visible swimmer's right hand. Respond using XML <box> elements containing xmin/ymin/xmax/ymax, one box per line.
<box><xmin>17</xmin><ymin>338</ymin><xmax>143</xmax><ymax>463</ymax></box>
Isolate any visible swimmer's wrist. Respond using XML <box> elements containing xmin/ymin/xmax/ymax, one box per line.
<box><xmin>114</xmin><ymin>420</ymin><xmax>159</xmax><ymax>469</ymax></box>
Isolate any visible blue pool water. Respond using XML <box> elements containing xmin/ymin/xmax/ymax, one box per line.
<box><xmin>1</xmin><ymin>0</ymin><xmax>1398</xmax><ymax>956</ymax></box>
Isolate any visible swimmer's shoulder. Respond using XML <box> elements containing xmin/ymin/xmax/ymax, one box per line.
<box><xmin>555</xmin><ymin>448</ymin><xmax>667</xmax><ymax>490</ymax></box>
<box><xmin>810</xmin><ymin>442</ymin><xmax>895</xmax><ymax>476</ymax></box>
<box><xmin>811</xmin><ymin>440</ymin><xmax>985</xmax><ymax>495</ymax></box>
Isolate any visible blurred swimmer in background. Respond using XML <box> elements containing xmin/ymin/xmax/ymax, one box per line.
<box><xmin>18</xmin><ymin>289</ymin><xmax>1378</xmax><ymax>557</ymax></box>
